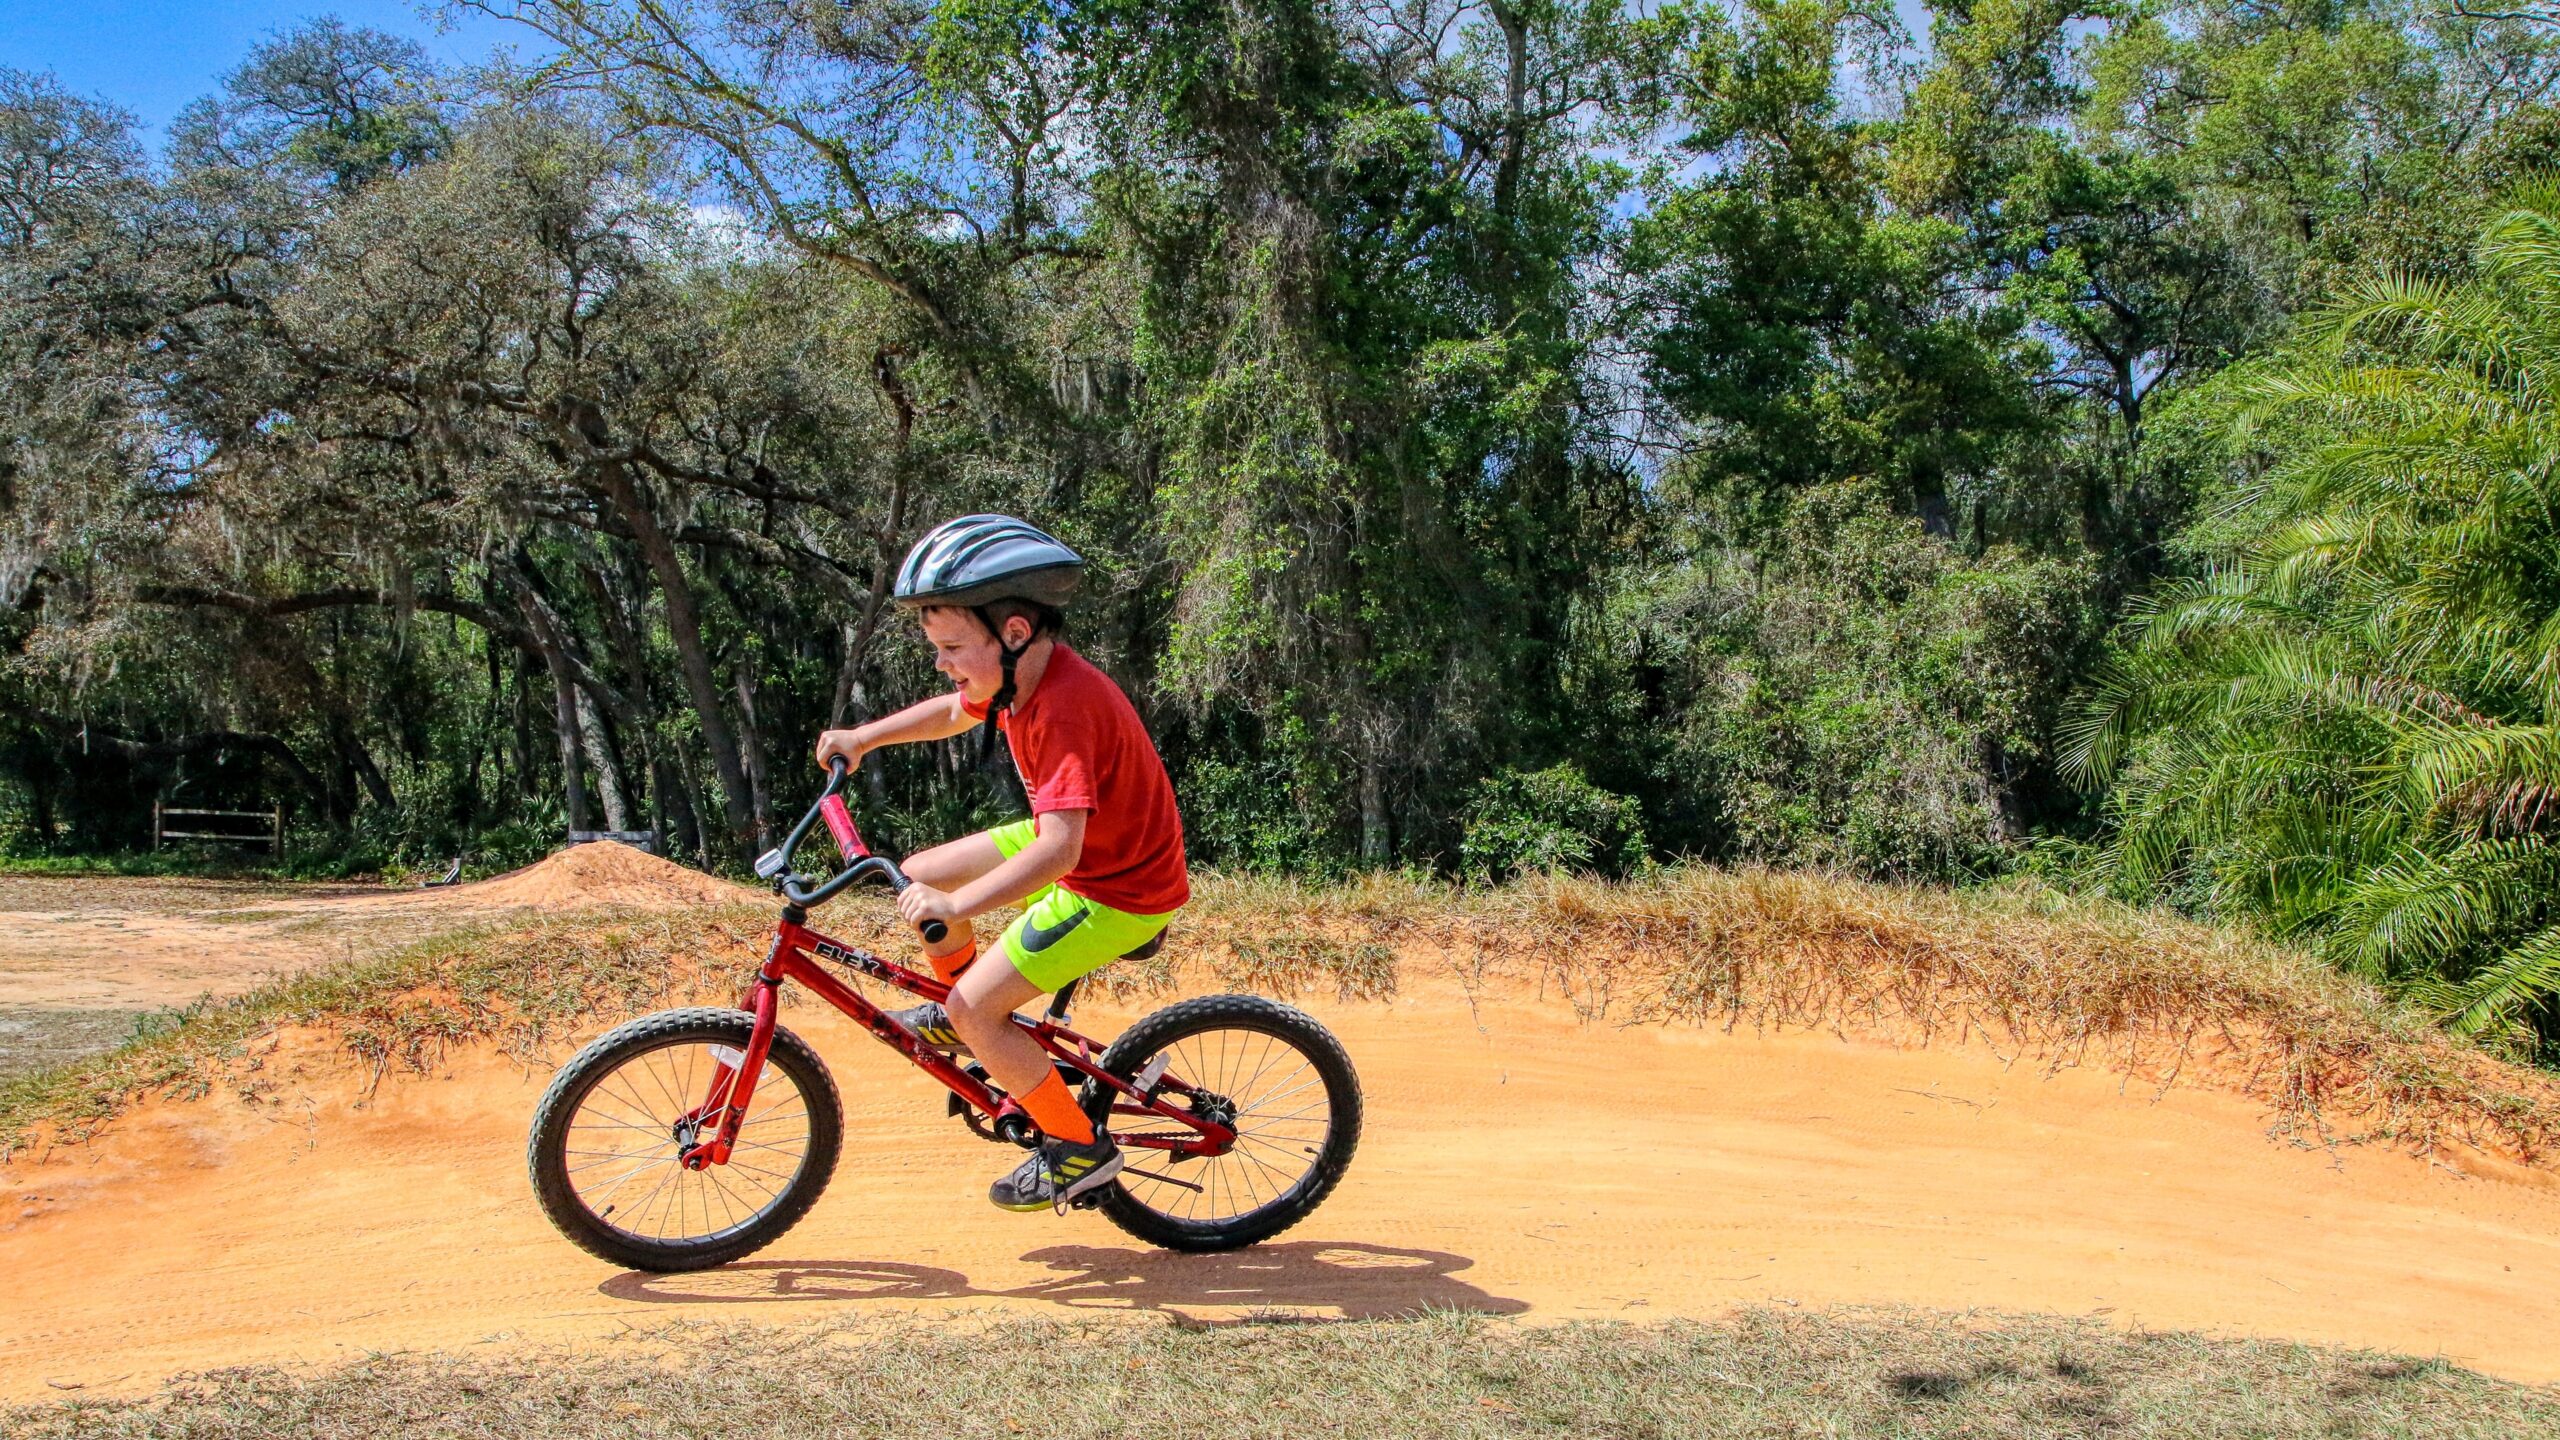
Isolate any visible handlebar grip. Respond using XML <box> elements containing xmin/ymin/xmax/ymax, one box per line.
<box><xmin>920</xmin><ymin>919</ymin><xmax>948</xmax><ymax>945</ymax></box>
<box><xmin>818</xmin><ymin>794</ymin><xmax>865</xmax><ymax>861</ymax></box>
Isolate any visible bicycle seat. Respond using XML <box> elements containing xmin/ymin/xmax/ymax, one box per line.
<box><xmin>1044</xmin><ymin>930</ymin><xmax>1169</xmax><ymax>1018</ymax></box>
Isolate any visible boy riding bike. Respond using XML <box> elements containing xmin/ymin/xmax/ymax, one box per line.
<box><xmin>812</xmin><ymin>515</ymin><xmax>1188</xmax><ymax>1214</ymax></box>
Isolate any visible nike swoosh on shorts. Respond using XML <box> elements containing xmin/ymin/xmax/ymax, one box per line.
<box><xmin>1020</xmin><ymin>905</ymin><xmax>1091</xmax><ymax>951</ymax></box>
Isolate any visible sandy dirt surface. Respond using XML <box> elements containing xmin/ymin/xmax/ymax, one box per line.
<box><xmin>7</xmin><ymin>966</ymin><xmax>2559</xmax><ymax>1401</ymax></box>
<box><xmin>0</xmin><ymin>849</ymin><xmax>758</xmax><ymax>1078</ymax></box>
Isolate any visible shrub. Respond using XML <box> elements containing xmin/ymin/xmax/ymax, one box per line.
<box><xmin>1593</xmin><ymin>483</ymin><xmax>2100</xmax><ymax>881</ymax></box>
<box><xmin>1460</xmin><ymin>763</ymin><xmax>1648</xmax><ymax>881</ymax></box>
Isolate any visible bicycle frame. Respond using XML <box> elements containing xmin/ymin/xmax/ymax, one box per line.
<box><xmin>673</xmin><ymin>764</ymin><xmax>1236</xmax><ymax>1179</ymax></box>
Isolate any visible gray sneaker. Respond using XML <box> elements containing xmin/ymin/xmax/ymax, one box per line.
<box><xmin>990</xmin><ymin>1132</ymin><xmax>1123</xmax><ymax>1213</ymax></box>
<box><xmin>886</xmin><ymin>1002</ymin><xmax>970</xmax><ymax>1055</ymax></box>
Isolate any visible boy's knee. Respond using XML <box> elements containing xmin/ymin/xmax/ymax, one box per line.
<box><xmin>943</xmin><ymin>988</ymin><xmax>997</xmax><ymax>1034</ymax></box>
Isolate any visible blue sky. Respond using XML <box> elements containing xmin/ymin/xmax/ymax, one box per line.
<box><xmin>0</xmin><ymin>2</ymin><xmax>533</xmax><ymax>138</ymax></box>
<box><xmin>4</xmin><ymin>0</ymin><xmax>1956</xmax><ymax>154</ymax></box>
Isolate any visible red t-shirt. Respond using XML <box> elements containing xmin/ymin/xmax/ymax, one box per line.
<box><xmin>964</xmin><ymin>643</ymin><xmax>1190</xmax><ymax>915</ymax></box>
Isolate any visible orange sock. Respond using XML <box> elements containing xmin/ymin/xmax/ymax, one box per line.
<box><xmin>928</xmin><ymin>942</ymin><xmax>978</xmax><ymax>985</ymax></box>
<box><xmin>1018</xmin><ymin>1069</ymin><xmax>1094</xmax><ymax>1145</ymax></box>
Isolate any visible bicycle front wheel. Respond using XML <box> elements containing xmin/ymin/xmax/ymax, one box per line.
<box><xmin>527</xmin><ymin>1006</ymin><xmax>842</xmax><ymax>1272</ymax></box>
<box><xmin>1091</xmin><ymin>994</ymin><xmax>1362</xmax><ymax>1251</ymax></box>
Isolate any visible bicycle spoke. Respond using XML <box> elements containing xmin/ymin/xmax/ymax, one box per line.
<box><xmin>1234</xmin><ymin>1134</ymin><xmax>1315</xmax><ymax>1183</ymax></box>
<box><xmin>704</xmin><ymin>1164</ymin><xmax>742</xmax><ymax>1232</ymax></box>
<box><xmin>623</xmin><ymin>1150</ymin><xmax>682</xmax><ymax>1234</ymax></box>
<box><xmin>582</xmin><ymin>1151</ymin><xmax>678</xmax><ymax>1201</ymax></box>
<box><xmin>561</xmin><ymin>1035</ymin><xmax>820</xmax><ymax>1245</ymax></box>
<box><xmin>1110</xmin><ymin>1022</ymin><xmax>1341</xmax><ymax>1229</ymax></box>
<box><xmin>565</xmin><ymin>1101</ymin><xmax>675</xmax><ymax>1137</ymax></box>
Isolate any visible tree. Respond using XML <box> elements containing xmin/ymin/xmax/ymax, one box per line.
<box><xmin>2070</xmin><ymin>182</ymin><xmax>2560</xmax><ymax>1049</ymax></box>
<box><xmin>1630</xmin><ymin>0</ymin><xmax>2055</xmax><ymax>541</ymax></box>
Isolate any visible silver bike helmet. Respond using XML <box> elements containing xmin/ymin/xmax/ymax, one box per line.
<box><xmin>893</xmin><ymin>514</ymin><xmax>1083</xmax><ymax>611</ymax></box>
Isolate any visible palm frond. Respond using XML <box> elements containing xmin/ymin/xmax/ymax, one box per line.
<box><xmin>2442</xmin><ymin>921</ymin><xmax>2560</xmax><ymax>1037</ymax></box>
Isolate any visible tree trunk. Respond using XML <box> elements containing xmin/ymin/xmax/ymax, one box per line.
<box><xmin>731</xmin><ymin>655</ymin><xmax>773</xmax><ymax>846</ymax></box>
<box><xmin>596</xmin><ymin>463</ymin><xmax>757</xmax><ymax>852</ymax></box>
<box><xmin>1358</xmin><ymin>753</ymin><xmax>1389</xmax><ymax>864</ymax></box>
<box><xmin>577</xmin><ymin>689</ymin><xmax>631</xmax><ymax>831</ymax></box>
<box><xmin>839</xmin><ymin>670</ymin><xmax>893</xmax><ymax>808</ymax></box>
<box><xmin>670</xmin><ymin>741</ymin><xmax>717</xmax><ymax>868</ymax></box>
<box><xmin>510</xmin><ymin>652</ymin><xmax>539</xmax><ymax>801</ymax></box>
<box><xmin>332</xmin><ymin>716</ymin><xmax>397</xmax><ymax>814</ymax></box>
<box><xmin>546</xmin><ymin>657</ymin><xmax>593</xmax><ymax>832</ymax></box>
<box><xmin>26</xmin><ymin>770</ymin><xmax>54</xmax><ymax>848</ymax></box>
<box><xmin>581</xmin><ymin>550</ymin><xmax>663</xmax><ymax>842</ymax></box>
<box><xmin>514</xmin><ymin>582</ymin><xmax>594</xmax><ymax>832</ymax></box>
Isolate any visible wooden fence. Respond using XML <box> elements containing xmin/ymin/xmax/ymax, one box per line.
<box><xmin>154</xmin><ymin>803</ymin><xmax>285</xmax><ymax>853</ymax></box>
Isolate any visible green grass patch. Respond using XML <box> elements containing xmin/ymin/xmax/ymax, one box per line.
<box><xmin>14</xmin><ymin>1308</ymin><xmax>2555</xmax><ymax>1438</ymax></box>
<box><xmin>0</xmin><ymin>851</ymin><xmax>384</xmax><ymax>883</ymax></box>
<box><xmin>194</xmin><ymin>909</ymin><xmax>298</xmax><ymax>925</ymax></box>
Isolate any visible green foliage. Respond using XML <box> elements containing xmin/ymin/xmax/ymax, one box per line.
<box><xmin>1459</xmin><ymin>763</ymin><xmax>1649</xmax><ymax>881</ymax></box>
<box><xmin>1604</xmin><ymin>486</ymin><xmax>2100</xmax><ymax>880</ymax></box>
<box><xmin>2071</xmin><ymin>182</ymin><xmax>2560</xmax><ymax>1048</ymax></box>
<box><xmin>11</xmin><ymin>0</ymin><xmax>2560</xmax><ymax>1057</ymax></box>
<box><xmin>1632</xmin><ymin>0</ymin><xmax>2054</xmax><ymax>534</ymax></box>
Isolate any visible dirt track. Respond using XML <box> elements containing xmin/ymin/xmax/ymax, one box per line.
<box><xmin>8</xmin><ymin>941</ymin><xmax>2560</xmax><ymax>1399</ymax></box>
<box><xmin>0</xmin><ymin>855</ymin><xmax>759</xmax><ymax>1078</ymax></box>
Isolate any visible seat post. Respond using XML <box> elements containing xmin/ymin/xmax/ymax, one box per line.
<box><xmin>1046</xmin><ymin>978</ymin><xmax>1080</xmax><ymax>1021</ymax></box>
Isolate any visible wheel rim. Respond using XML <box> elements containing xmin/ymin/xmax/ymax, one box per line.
<box><xmin>1116</xmin><ymin>1024</ymin><xmax>1336</xmax><ymax>1227</ymax></box>
<box><xmin>560</xmin><ymin>1038</ymin><xmax>813</xmax><ymax>1247</ymax></box>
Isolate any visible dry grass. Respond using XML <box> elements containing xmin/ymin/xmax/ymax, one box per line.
<box><xmin>1171</xmin><ymin>868</ymin><xmax>2560</xmax><ymax>1166</ymax></box>
<box><xmin>0</xmin><ymin>903</ymin><xmax>776</xmax><ymax>1154</ymax></box>
<box><xmin>13</xmin><ymin>1308</ymin><xmax>2555</xmax><ymax>1439</ymax></box>
<box><xmin>8</xmin><ymin>865</ymin><xmax>2559</xmax><ymax>1170</ymax></box>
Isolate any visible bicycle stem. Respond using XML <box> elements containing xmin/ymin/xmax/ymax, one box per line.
<box><xmin>769</xmin><ymin>758</ymin><xmax>947</xmax><ymax>943</ymax></box>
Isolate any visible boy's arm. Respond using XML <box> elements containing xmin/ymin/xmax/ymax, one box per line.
<box><xmin>813</xmin><ymin>692</ymin><xmax>977</xmax><ymax>770</ymax></box>
<box><xmin>896</xmin><ymin>810</ymin><xmax>1088</xmax><ymax>931</ymax></box>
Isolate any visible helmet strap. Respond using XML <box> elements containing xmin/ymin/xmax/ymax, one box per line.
<box><xmin>974</xmin><ymin>607</ymin><xmax>1036</xmax><ymax>768</ymax></box>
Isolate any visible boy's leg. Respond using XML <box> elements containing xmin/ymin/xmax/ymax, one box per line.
<box><xmin>954</xmin><ymin>893</ymin><xmax>1174</xmax><ymax>1211</ymax></box>
<box><xmin>948</xmin><ymin>943</ymin><xmax>1117</xmax><ymax>1211</ymax></box>
<box><xmin>945</xmin><ymin>956</ymin><xmax>1063</xmax><ymax>1123</ymax></box>
<box><xmin>946</xmin><ymin>888</ymin><xmax>1176</xmax><ymax>1139</ymax></box>
<box><xmin>900</xmin><ymin>830</ymin><xmax>1008</xmax><ymax>979</ymax></box>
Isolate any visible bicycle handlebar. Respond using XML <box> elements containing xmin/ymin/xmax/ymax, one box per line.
<box><xmin>769</xmin><ymin>758</ymin><xmax>947</xmax><ymax>943</ymax></box>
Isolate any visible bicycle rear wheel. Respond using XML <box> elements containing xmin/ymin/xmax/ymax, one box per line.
<box><xmin>1090</xmin><ymin>994</ymin><xmax>1361</xmax><ymax>1251</ymax></box>
<box><xmin>527</xmin><ymin>1006</ymin><xmax>842</xmax><ymax>1272</ymax></box>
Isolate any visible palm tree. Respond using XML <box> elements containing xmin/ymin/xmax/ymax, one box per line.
<box><xmin>2068</xmin><ymin>180</ymin><xmax>2560</xmax><ymax>1049</ymax></box>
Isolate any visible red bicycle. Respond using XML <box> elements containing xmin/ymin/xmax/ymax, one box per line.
<box><xmin>526</xmin><ymin>760</ymin><xmax>1363</xmax><ymax>1271</ymax></box>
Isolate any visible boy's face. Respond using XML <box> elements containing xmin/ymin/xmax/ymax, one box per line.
<box><xmin>919</xmin><ymin>607</ymin><xmax>1030</xmax><ymax>703</ymax></box>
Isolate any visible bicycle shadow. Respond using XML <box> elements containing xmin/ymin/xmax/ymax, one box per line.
<box><xmin>599</xmin><ymin>1240</ymin><xmax>1527</xmax><ymax>1320</ymax></box>
<box><xmin>1006</xmin><ymin>1242</ymin><xmax>1530</xmax><ymax>1320</ymax></box>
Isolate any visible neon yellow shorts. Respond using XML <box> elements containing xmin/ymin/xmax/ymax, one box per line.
<box><xmin>984</xmin><ymin>818</ymin><xmax>1178</xmax><ymax>993</ymax></box>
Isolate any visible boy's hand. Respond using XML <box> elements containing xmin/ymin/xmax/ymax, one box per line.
<box><xmin>813</xmin><ymin>729</ymin><xmax>865</xmax><ymax>771</ymax></box>
<box><xmin>897</xmin><ymin>881</ymin><xmax>962</xmax><ymax>932</ymax></box>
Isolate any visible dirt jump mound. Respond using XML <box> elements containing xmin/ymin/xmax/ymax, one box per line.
<box><xmin>458</xmin><ymin>842</ymin><xmax>759</xmax><ymax>911</ymax></box>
